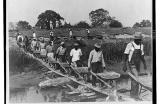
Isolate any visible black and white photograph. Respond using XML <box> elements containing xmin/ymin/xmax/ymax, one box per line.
<box><xmin>7</xmin><ymin>0</ymin><xmax>153</xmax><ymax>103</ymax></box>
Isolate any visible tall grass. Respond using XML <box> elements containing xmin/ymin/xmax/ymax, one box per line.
<box><xmin>9</xmin><ymin>41</ymin><xmax>48</xmax><ymax>74</ymax></box>
<box><xmin>63</xmin><ymin>38</ymin><xmax>152</xmax><ymax>66</ymax></box>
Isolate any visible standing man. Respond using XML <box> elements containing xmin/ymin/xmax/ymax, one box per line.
<box><xmin>17</xmin><ymin>33</ymin><xmax>24</xmax><ymax>47</ymax></box>
<box><xmin>70</xmin><ymin>43</ymin><xmax>82</xmax><ymax>68</ymax></box>
<box><xmin>46</xmin><ymin>41</ymin><xmax>54</xmax><ymax>61</ymax></box>
<box><xmin>56</xmin><ymin>42</ymin><xmax>67</xmax><ymax>63</ymax></box>
<box><xmin>69</xmin><ymin>29</ymin><xmax>73</xmax><ymax>39</ymax></box>
<box><xmin>33</xmin><ymin>31</ymin><xmax>36</xmax><ymax>38</ymax></box>
<box><xmin>31</xmin><ymin>38</ymin><xmax>37</xmax><ymax>52</ymax></box>
<box><xmin>123</xmin><ymin>32</ymin><xmax>148</xmax><ymax>99</ymax></box>
<box><xmin>15</xmin><ymin>30</ymin><xmax>20</xmax><ymax>40</ymax></box>
<box><xmin>23</xmin><ymin>35</ymin><xmax>29</xmax><ymax>50</ymax></box>
<box><xmin>86</xmin><ymin>29</ymin><xmax>90</xmax><ymax>39</ymax></box>
<box><xmin>88</xmin><ymin>43</ymin><xmax>106</xmax><ymax>87</ymax></box>
<box><xmin>50</xmin><ymin>31</ymin><xmax>54</xmax><ymax>45</ymax></box>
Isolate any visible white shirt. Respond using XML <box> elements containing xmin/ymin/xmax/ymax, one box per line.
<box><xmin>124</xmin><ymin>41</ymin><xmax>144</xmax><ymax>62</ymax></box>
<box><xmin>70</xmin><ymin>48</ymin><xmax>82</xmax><ymax>62</ymax></box>
<box><xmin>88</xmin><ymin>50</ymin><xmax>105</xmax><ymax>67</ymax></box>
<box><xmin>17</xmin><ymin>35</ymin><xmax>23</xmax><ymax>42</ymax></box>
<box><xmin>69</xmin><ymin>31</ymin><xmax>72</xmax><ymax>37</ymax></box>
<box><xmin>33</xmin><ymin>33</ymin><xmax>36</xmax><ymax>38</ymax></box>
<box><xmin>87</xmin><ymin>30</ymin><xmax>90</xmax><ymax>33</ymax></box>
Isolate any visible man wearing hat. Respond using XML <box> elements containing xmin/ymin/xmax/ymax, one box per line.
<box><xmin>46</xmin><ymin>41</ymin><xmax>54</xmax><ymax>61</ymax></box>
<box><xmin>123</xmin><ymin>32</ymin><xmax>148</xmax><ymax>99</ymax></box>
<box><xmin>33</xmin><ymin>31</ymin><xmax>36</xmax><ymax>39</ymax></box>
<box><xmin>31</xmin><ymin>38</ymin><xmax>37</xmax><ymax>52</ymax></box>
<box><xmin>70</xmin><ymin>43</ymin><xmax>82</xmax><ymax>68</ymax></box>
<box><xmin>88</xmin><ymin>43</ymin><xmax>106</xmax><ymax>87</ymax></box>
<box><xmin>56</xmin><ymin>42</ymin><xmax>67</xmax><ymax>62</ymax></box>
<box><xmin>49</xmin><ymin>30</ymin><xmax>54</xmax><ymax>45</ymax></box>
<box><xmin>17</xmin><ymin>33</ymin><xmax>24</xmax><ymax>47</ymax></box>
<box><xmin>69</xmin><ymin>29</ymin><xmax>73</xmax><ymax>39</ymax></box>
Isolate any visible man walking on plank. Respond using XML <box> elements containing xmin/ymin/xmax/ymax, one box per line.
<box><xmin>123</xmin><ymin>32</ymin><xmax>148</xmax><ymax>100</ymax></box>
<box><xmin>46</xmin><ymin>41</ymin><xmax>54</xmax><ymax>61</ymax></box>
<box><xmin>70</xmin><ymin>43</ymin><xmax>83</xmax><ymax>68</ymax></box>
<box><xmin>88</xmin><ymin>43</ymin><xmax>106</xmax><ymax>87</ymax></box>
<box><xmin>56</xmin><ymin>42</ymin><xmax>67</xmax><ymax>63</ymax></box>
<box><xmin>31</xmin><ymin>38</ymin><xmax>37</xmax><ymax>52</ymax></box>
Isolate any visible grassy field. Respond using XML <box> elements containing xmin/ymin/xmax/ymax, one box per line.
<box><xmin>9</xmin><ymin>27</ymin><xmax>152</xmax><ymax>74</ymax></box>
<box><xmin>9</xmin><ymin>27</ymin><xmax>151</xmax><ymax>38</ymax></box>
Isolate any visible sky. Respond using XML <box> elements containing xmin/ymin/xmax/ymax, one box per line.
<box><xmin>7</xmin><ymin>0</ymin><xmax>152</xmax><ymax>27</ymax></box>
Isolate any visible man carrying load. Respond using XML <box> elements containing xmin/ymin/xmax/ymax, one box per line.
<box><xmin>31</xmin><ymin>38</ymin><xmax>37</xmax><ymax>52</ymax></box>
<box><xmin>46</xmin><ymin>41</ymin><xmax>54</xmax><ymax>61</ymax></box>
<box><xmin>123</xmin><ymin>32</ymin><xmax>148</xmax><ymax>100</ymax></box>
<box><xmin>88</xmin><ymin>43</ymin><xmax>106</xmax><ymax>87</ymax></box>
<box><xmin>17</xmin><ymin>33</ymin><xmax>24</xmax><ymax>48</ymax></box>
<box><xmin>56</xmin><ymin>42</ymin><xmax>67</xmax><ymax>63</ymax></box>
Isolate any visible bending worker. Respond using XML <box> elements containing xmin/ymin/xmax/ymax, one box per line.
<box><xmin>123</xmin><ymin>32</ymin><xmax>148</xmax><ymax>99</ymax></box>
<box><xmin>88</xmin><ymin>43</ymin><xmax>106</xmax><ymax>87</ymax></box>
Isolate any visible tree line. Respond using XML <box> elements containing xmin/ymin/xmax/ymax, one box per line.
<box><xmin>9</xmin><ymin>8</ymin><xmax>151</xmax><ymax>30</ymax></box>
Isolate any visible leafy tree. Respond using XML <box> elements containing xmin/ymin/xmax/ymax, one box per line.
<box><xmin>35</xmin><ymin>10</ymin><xmax>64</xmax><ymax>30</ymax></box>
<box><xmin>74</xmin><ymin>21</ymin><xmax>90</xmax><ymax>28</ymax></box>
<box><xmin>89</xmin><ymin>8</ymin><xmax>109</xmax><ymax>27</ymax></box>
<box><xmin>17</xmin><ymin>21</ymin><xmax>32</xmax><ymax>29</ymax></box>
<box><xmin>63</xmin><ymin>21</ymin><xmax>68</xmax><ymax>28</ymax></box>
<box><xmin>109</xmin><ymin>20</ymin><xmax>123</xmax><ymax>28</ymax></box>
<box><xmin>133</xmin><ymin>20</ymin><xmax>151</xmax><ymax>27</ymax></box>
<box><xmin>133</xmin><ymin>22</ymin><xmax>140</xmax><ymax>28</ymax></box>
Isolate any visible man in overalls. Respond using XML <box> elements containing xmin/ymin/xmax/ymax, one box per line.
<box><xmin>123</xmin><ymin>32</ymin><xmax>148</xmax><ymax>99</ymax></box>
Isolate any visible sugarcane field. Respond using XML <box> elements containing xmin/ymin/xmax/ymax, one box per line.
<box><xmin>7</xmin><ymin>0</ymin><xmax>153</xmax><ymax>103</ymax></box>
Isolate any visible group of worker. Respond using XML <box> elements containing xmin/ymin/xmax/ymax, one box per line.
<box><xmin>16</xmin><ymin>30</ymin><xmax>149</xmax><ymax>100</ymax></box>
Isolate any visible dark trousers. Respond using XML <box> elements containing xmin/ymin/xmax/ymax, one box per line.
<box><xmin>91</xmin><ymin>62</ymin><xmax>103</xmax><ymax>86</ymax></box>
<box><xmin>129</xmin><ymin>63</ymin><xmax>140</xmax><ymax>97</ymax></box>
<box><xmin>58</xmin><ymin>55</ymin><xmax>66</xmax><ymax>63</ymax></box>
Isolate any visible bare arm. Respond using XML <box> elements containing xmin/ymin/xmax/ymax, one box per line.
<box><xmin>141</xmin><ymin>55</ymin><xmax>147</xmax><ymax>70</ymax></box>
<box><xmin>123</xmin><ymin>54</ymin><xmax>129</xmax><ymax>72</ymax></box>
<box><xmin>101</xmin><ymin>53</ymin><xmax>105</xmax><ymax>67</ymax></box>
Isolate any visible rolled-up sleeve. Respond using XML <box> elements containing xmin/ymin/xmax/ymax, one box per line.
<box><xmin>141</xmin><ymin>44</ymin><xmax>144</xmax><ymax>55</ymax></box>
<box><xmin>124</xmin><ymin>43</ymin><xmax>131</xmax><ymax>54</ymax></box>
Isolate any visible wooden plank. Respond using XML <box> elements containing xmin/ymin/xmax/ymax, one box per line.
<box><xmin>20</xmin><ymin>48</ymin><xmax>136</xmax><ymax>101</ymax></box>
<box><xmin>21</xmin><ymin>48</ymin><xmax>110</xmax><ymax>96</ymax></box>
<box><xmin>126</xmin><ymin>71</ymin><xmax>152</xmax><ymax>92</ymax></box>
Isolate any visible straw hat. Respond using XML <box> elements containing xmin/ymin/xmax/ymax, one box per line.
<box><xmin>134</xmin><ymin>32</ymin><xmax>143</xmax><ymax>39</ymax></box>
<box><xmin>74</xmin><ymin>43</ymin><xmax>79</xmax><ymax>46</ymax></box>
<box><xmin>94</xmin><ymin>43</ymin><xmax>101</xmax><ymax>48</ymax></box>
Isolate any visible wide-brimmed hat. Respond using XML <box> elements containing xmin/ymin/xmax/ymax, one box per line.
<box><xmin>74</xmin><ymin>43</ymin><xmax>79</xmax><ymax>46</ymax></box>
<box><xmin>94</xmin><ymin>43</ymin><xmax>101</xmax><ymax>48</ymax></box>
<box><xmin>134</xmin><ymin>32</ymin><xmax>143</xmax><ymax>39</ymax></box>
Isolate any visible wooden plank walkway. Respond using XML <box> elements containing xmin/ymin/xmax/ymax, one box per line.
<box><xmin>19</xmin><ymin>46</ymin><xmax>135</xmax><ymax>101</ymax></box>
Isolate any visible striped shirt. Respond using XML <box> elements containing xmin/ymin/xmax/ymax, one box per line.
<box><xmin>56</xmin><ymin>46</ymin><xmax>66</xmax><ymax>55</ymax></box>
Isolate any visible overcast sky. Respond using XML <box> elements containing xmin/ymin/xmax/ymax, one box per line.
<box><xmin>7</xmin><ymin>0</ymin><xmax>152</xmax><ymax>27</ymax></box>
